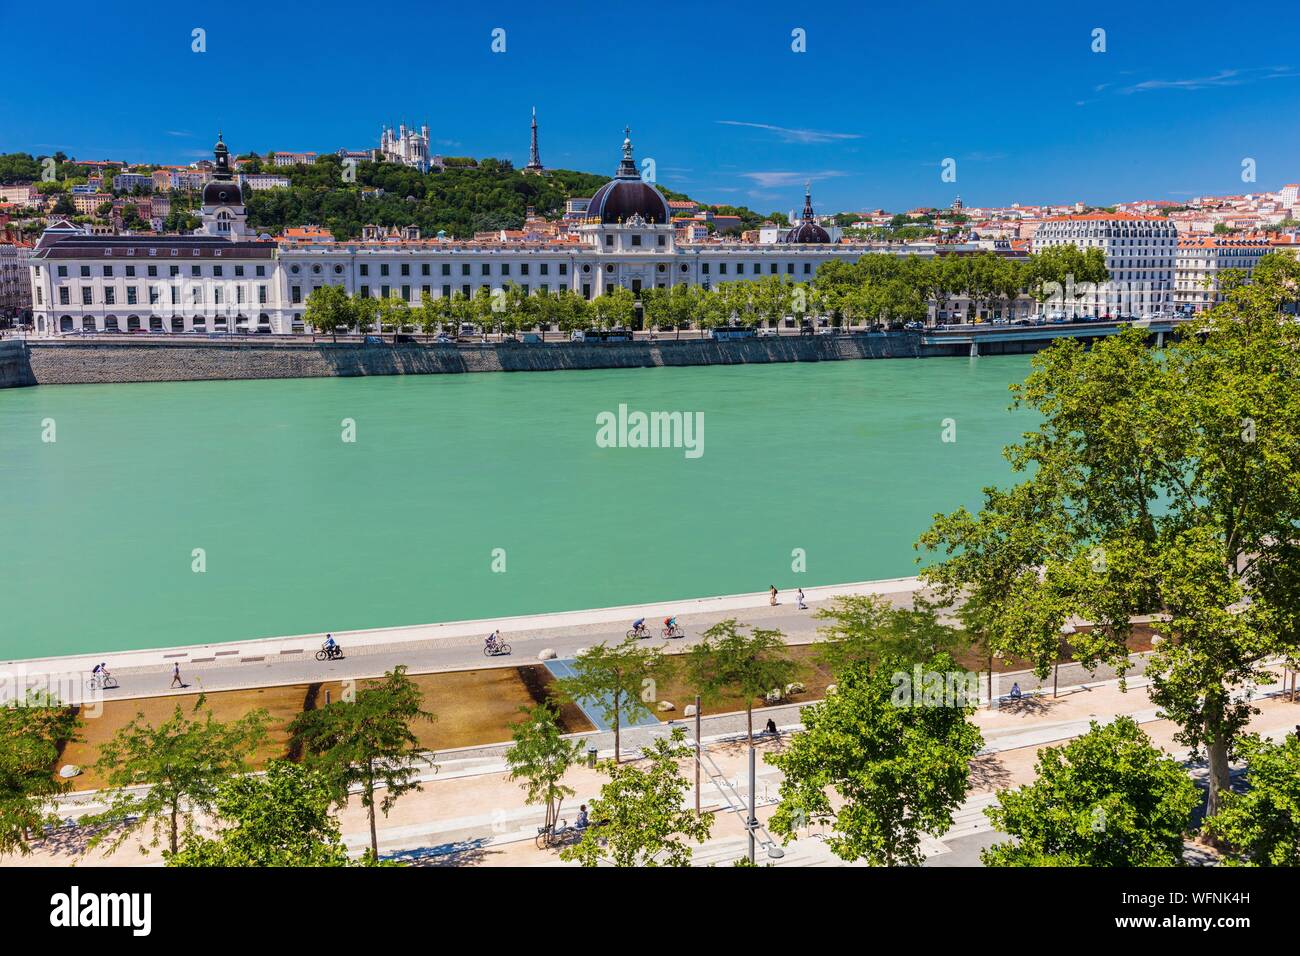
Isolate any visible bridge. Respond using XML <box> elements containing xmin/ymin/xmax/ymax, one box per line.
<box><xmin>921</xmin><ymin>317</ymin><xmax>1189</xmax><ymax>356</ymax></box>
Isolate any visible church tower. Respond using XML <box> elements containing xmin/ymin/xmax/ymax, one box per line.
<box><xmin>198</xmin><ymin>133</ymin><xmax>250</xmax><ymax>238</ymax></box>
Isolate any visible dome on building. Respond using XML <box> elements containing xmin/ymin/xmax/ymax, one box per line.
<box><xmin>202</xmin><ymin>132</ymin><xmax>243</xmax><ymax>207</ymax></box>
<box><xmin>783</xmin><ymin>183</ymin><xmax>830</xmax><ymax>244</ymax></box>
<box><xmin>587</xmin><ymin>128</ymin><xmax>670</xmax><ymax>225</ymax></box>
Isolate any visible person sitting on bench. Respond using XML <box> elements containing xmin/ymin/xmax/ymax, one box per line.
<box><xmin>1009</xmin><ymin>682</ymin><xmax>1022</xmax><ymax>700</ymax></box>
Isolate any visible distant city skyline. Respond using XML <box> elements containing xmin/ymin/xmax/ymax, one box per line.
<box><xmin>2</xmin><ymin>1</ymin><xmax>1298</xmax><ymax>213</ymax></box>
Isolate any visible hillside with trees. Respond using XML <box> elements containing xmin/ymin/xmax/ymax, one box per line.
<box><xmin>241</xmin><ymin>155</ymin><xmax>774</xmax><ymax>240</ymax></box>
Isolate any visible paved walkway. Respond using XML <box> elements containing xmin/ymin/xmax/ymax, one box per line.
<box><xmin>6</xmin><ymin>579</ymin><xmax>925</xmax><ymax>703</ymax></box>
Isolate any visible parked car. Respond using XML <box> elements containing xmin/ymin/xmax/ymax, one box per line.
<box><xmin>521</xmin><ymin>332</ymin><xmax>543</xmax><ymax>344</ymax></box>
<box><xmin>364</xmin><ymin>335</ymin><xmax>384</xmax><ymax>344</ymax></box>
<box><xmin>394</xmin><ymin>334</ymin><xmax>419</xmax><ymax>344</ymax></box>
<box><xmin>434</xmin><ymin>333</ymin><xmax>453</xmax><ymax>344</ymax></box>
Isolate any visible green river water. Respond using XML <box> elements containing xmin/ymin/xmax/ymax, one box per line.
<box><xmin>0</xmin><ymin>356</ymin><xmax>1035</xmax><ymax>660</ymax></box>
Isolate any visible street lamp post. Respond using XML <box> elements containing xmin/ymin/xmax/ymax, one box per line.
<box><xmin>747</xmin><ymin>743</ymin><xmax>757</xmax><ymax>865</ymax></box>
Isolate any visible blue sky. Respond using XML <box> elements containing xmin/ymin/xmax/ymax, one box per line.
<box><xmin>2</xmin><ymin>0</ymin><xmax>1297</xmax><ymax>214</ymax></box>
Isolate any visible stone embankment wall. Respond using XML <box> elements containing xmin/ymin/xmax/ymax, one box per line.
<box><xmin>0</xmin><ymin>340</ymin><xmax>36</xmax><ymax>388</ymax></box>
<box><xmin>13</xmin><ymin>334</ymin><xmax>925</xmax><ymax>387</ymax></box>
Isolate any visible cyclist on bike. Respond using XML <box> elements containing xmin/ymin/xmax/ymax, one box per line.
<box><xmin>485</xmin><ymin>629</ymin><xmax>501</xmax><ymax>652</ymax></box>
<box><xmin>631</xmin><ymin>617</ymin><xmax>647</xmax><ymax>637</ymax></box>
<box><xmin>664</xmin><ymin>616</ymin><xmax>678</xmax><ymax>633</ymax></box>
<box><xmin>323</xmin><ymin>634</ymin><xmax>337</xmax><ymax>653</ymax></box>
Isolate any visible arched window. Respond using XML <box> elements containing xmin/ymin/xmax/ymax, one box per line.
<box><xmin>104</xmin><ymin>315</ymin><xmax>120</xmax><ymax>332</ymax></box>
<box><xmin>59</xmin><ymin>315</ymin><xmax>73</xmax><ymax>332</ymax></box>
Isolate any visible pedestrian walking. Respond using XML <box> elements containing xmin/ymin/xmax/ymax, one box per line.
<box><xmin>171</xmin><ymin>662</ymin><xmax>183</xmax><ymax>688</ymax></box>
<box><xmin>769</xmin><ymin>584</ymin><xmax>778</xmax><ymax>606</ymax></box>
<box><xmin>796</xmin><ymin>588</ymin><xmax>807</xmax><ymax>610</ymax></box>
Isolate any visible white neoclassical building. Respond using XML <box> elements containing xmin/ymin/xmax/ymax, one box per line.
<box><xmin>28</xmin><ymin>131</ymin><xmax>1036</xmax><ymax>336</ymax></box>
<box><xmin>1031</xmin><ymin>212</ymin><xmax>1178</xmax><ymax>316</ymax></box>
<box><xmin>1174</xmin><ymin>236</ymin><xmax>1271</xmax><ymax>314</ymax></box>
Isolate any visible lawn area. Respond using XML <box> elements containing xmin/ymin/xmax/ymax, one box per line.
<box><xmin>57</xmin><ymin>665</ymin><xmax>593</xmax><ymax>792</ymax></box>
<box><xmin>650</xmin><ymin>642</ymin><xmax>836</xmax><ymax>722</ymax></box>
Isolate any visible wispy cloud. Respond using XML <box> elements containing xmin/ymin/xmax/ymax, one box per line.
<box><xmin>165</xmin><ymin>130</ymin><xmax>192</xmax><ymax>138</ymax></box>
<box><xmin>1119</xmin><ymin>66</ymin><xmax>1298</xmax><ymax>94</ymax></box>
<box><xmin>716</xmin><ymin>120</ymin><xmax>860</xmax><ymax>144</ymax></box>
<box><xmin>739</xmin><ymin>170</ymin><xmax>848</xmax><ymax>188</ymax></box>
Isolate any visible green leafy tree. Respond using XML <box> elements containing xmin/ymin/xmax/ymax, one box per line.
<box><xmin>983</xmin><ymin>717</ymin><xmax>1198</xmax><ymax>866</ymax></box>
<box><xmin>350</xmin><ymin>292</ymin><xmax>379</xmax><ymax>335</ymax></box>
<box><xmin>918</xmin><ymin>255</ymin><xmax>1300</xmax><ymax>817</ymax></box>
<box><xmin>1202</xmin><ymin>732</ymin><xmax>1300</xmax><ymax>865</ymax></box>
<box><xmin>290</xmin><ymin>666</ymin><xmax>435</xmax><ymax>860</ymax></box>
<box><xmin>553</xmin><ymin>637</ymin><xmax>663</xmax><ymax>764</ymax></box>
<box><xmin>559</xmin><ymin>728</ymin><xmax>712</xmax><ymax>867</ymax></box>
<box><xmin>684</xmin><ymin>619</ymin><xmax>800</xmax><ymax>744</ymax></box>
<box><xmin>167</xmin><ymin>761</ymin><xmax>353</xmax><ymax>867</ymax></box>
<box><xmin>766</xmin><ymin>655</ymin><xmax>983</xmax><ymax>865</ymax></box>
<box><xmin>302</xmin><ymin>284</ymin><xmax>352</xmax><ymax>342</ymax></box>
<box><xmin>813</xmin><ymin>594</ymin><xmax>966</xmax><ymax>675</ymax></box>
<box><xmin>592</xmin><ymin>286</ymin><xmax>635</xmax><ymax>330</ymax></box>
<box><xmin>505</xmin><ymin>703</ymin><xmax>585</xmax><ymax>841</ymax></box>
<box><xmin>374</xmin><ymin>293</ymin><xmax>411</xmax><ymax>342</ymax></box>
<box><xmin>87</xmin><ymin>701</ymin><xmax>270</xmax><ymax>856</ymax></box>
<box><xmin>0</xmin><ymin>691</ymin><xmax>80</xmax><ymax>856</ymax></box>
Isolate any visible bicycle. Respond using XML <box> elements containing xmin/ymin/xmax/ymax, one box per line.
<box><xmin>662</xmin><ymin>625</ymin><xmax>685</xmax><ymax>639</ymax></box>
<box><xmin>315</xmin><ymin>645</ymin><xmax>344</xmax><ymax>662</ymax></box>
<box><xmin>535</xmin><ymin>818</ymin><xmax>569</xmax><ymax>850</ymax></box>
<box><xmin>87</xmin><ymin>672</ymin><xmax>119</xmax><ymax>691</ymax></box>
<box><xmin>484</xmin><ymin>640</ymin><xmax>512</xmax><ymax>657</ymax></box>
<box><xmin>627</xmin><ymin>625</ymin><xmax>650</xmax><ymax>639</ymax></box>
